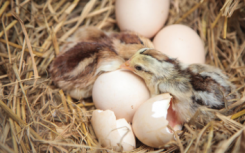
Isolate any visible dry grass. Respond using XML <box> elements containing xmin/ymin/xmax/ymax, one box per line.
<box><xmin>0</xmin><ymin>0</ymin><xmax>245</xmax><ymax>152</ymax></box>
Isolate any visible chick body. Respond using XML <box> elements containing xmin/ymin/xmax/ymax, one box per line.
<box><xmin>121</xmin><ymin>48</ymin><xmax>238</xmax><ymax>123</ymax></box>
<box><xmin>50</xmin><ymin>27</ymin><xmax>153</xmax><ymax>99</ymax></box>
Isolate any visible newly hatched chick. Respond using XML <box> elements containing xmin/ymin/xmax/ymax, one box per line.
<box><xmin>50</xmin><ymin>27</ymin><xmax>153</xmax><ymax>100</ymax></box>
<box><xmin>121</xmin><ymin>48</ymin><xmax>238</xmax><ymax>124</ymax></box>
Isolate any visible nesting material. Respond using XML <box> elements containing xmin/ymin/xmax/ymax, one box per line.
<box><xmin>0</xmin><ymin>0</ymin><xmax>245</xmax><ymax>152</ymax></box>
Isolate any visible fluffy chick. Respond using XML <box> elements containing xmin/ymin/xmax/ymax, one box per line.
<box><xmin>49</xmin><ymin>27</ymin><xmax>153</xmax><ymax>100</ymax></box>
<box><xmin>121</xmin><ymin>48</ymin><xmax>238</xmax><ymax>123</ymax></box>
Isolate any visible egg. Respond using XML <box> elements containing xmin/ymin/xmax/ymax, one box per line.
<box><xmin>91</xmin><ymin>110</ymin><xmax>136</xmax><ymax>151</ymax></box>
<box><xmin>116</xmin><ymin>0</ymin><xmax>170</xmax><ymax>38</ymax></box>
<box><xmin>92</xmin><ymin>70</ymin><xmax>150</xmax><ymax>122</ymax></box>
<box><xmin>153</xmin><ymin>24</ymin><xmax>205</xmax><ymax>64</ymax></box>
<box><xmin>132</xmin><ymin>93</ymin><xmax>182</xmax><ymax>148</ymax></box>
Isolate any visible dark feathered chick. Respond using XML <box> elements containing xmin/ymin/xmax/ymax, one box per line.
<box><xmin>121</xmin><ymin>48</ymin><xmax>239</xmax><ymax>123</ymax></box>
<box><xmin>49</xmin><ymin>27</ymin><xmax>153</xmax><ymax>100</ymax></box>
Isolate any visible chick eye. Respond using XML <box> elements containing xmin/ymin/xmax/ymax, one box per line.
<box><xmin>139</xmin><ymin>39</ymin><xmax>144</xmax><ymax>45</ymax></box>
<box><xmin>135</xmin><ymin>65</ymin><xmax>143</xmax><ymax>71</ymax></box>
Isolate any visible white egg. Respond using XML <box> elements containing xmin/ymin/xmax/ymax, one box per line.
<box><xmin>116</xmin><ymin>0</ymin><xmax>170</xmax><ymax>38</ymax></box>
<box><xmin>132</xmin><ymin>93</ymin><xmax>182</xmax><ymax>148</ymax></box>
<box><xmin>153</xmin><ymin>24</ymin><xmax>205</xmax><ymax>64</ymax></box>
<box><xmin>92</xmin><ymin>70</ymin><xmax>150</xmax><ymax>122</ymax></box>
<box><xmin>91</xmin><ymin>110</ymin><xmax>136</xmax><ymax>151</ymax></box>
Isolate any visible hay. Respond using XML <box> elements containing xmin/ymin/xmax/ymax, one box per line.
<box><xmin>0</xmin><ymin>0</ymin><xmax>244</xmax><ymax>152</ymax></box>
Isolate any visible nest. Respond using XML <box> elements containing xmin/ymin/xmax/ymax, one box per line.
<box><xmin>0</xmin><ymin>0</ymin><xmax>245</xmax><ymax>152</ymax></box>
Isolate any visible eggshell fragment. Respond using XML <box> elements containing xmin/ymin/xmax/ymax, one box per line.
<box><xmin>92</xmin><ymin>70</ymin><xmax>150</xmax><ymax>122</ymax></box>
<box><xmin>116</xmin><ymin>0</ymin><xmax>170</xmax><ymax>38</ymax></box>
<box><xmin>132</xmin><ymin>93</ymin><xmax>182</xmax><ymax>148</ymax></box>
<box><xmin>91</xmin><ymin>110</ymin><xmax>136</xmax><ymax>151</ymax></box>
<box><xmin>153</xmin><ymin>24</ymin><xmax>205</xmax><ymax>64</ymax></box>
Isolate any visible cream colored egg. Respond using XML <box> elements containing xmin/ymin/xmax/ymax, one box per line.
<box><xmin>91</xmin><ymin>110</ymin><xmax>136</xmax><ymax>151</ymax></box>
<box><xmin>132</xmin><ymin>93</ymin><xmax>182</xmax><ymax>148</ymax></box>
<box><xmin>92</xmin><ymin>70</ymin><xmax>150</xmax><ymax>123</ymax></box>
<box><xmin>116</xmin><ymin>0</ymin><xmax>170</xmax><ymax>38</ymax></box>
<box><xmin>153</xmin><ymin>24</ymin><xmax>205</xmax><ymax>64</ymax></box>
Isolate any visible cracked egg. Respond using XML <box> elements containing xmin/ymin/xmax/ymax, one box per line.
<box><xmin>132</xmin><ymin>93</ymin><xmax>183</xmax><ymax>148</ymax></box>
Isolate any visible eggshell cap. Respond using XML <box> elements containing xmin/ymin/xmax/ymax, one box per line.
<box><xmin>91</xmin><ymin>110</ymin><xmax>136</xmax><ymax>151</ymax></box>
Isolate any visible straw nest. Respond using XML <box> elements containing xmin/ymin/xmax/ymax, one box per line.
<box><xmin>0</xmin><ymin>0</ymin><xmax>245</xmax><ymax>152</ymax></box>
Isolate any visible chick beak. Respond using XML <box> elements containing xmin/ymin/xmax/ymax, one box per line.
<box><xmin>120</xmin><ymin>60</ymin><xmax>134</xmax><ymax>72</ymax></box>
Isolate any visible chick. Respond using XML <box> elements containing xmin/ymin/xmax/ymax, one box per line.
<box><xmin>60</xmin><ymin>27</ymin><xmax>154</xmax><ymax>59</ymax></box>
<box><xmin>120</xmin><ymin>48</ymin><xmax>238</xmax><ymax>123</ymax></box>
<box><xmin>50</xmin><ymin>27</ymin><xmax>153</xmax><ymax>100</ymax></box>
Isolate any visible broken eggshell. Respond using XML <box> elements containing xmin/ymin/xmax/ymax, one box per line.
<box><xmin>91</xmin><ymin>110</ymin><xmax>136</xmax><ymax>151</ymax></box>
<box><xmin>132</xmin><ymin>93</ymin><xmax>182</xmax><ymax>148</ymax></box>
